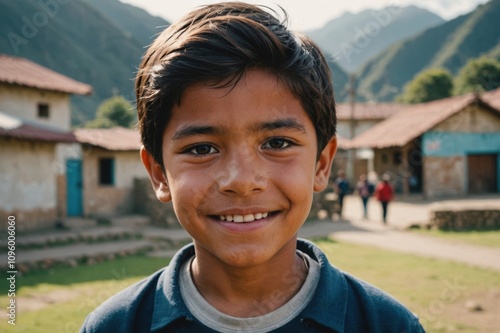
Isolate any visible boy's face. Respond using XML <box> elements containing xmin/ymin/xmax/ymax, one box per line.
<box><xmin>142</xmin><ymin>69</ymin><xmax>336</xmax><ymax>267</ymax></box>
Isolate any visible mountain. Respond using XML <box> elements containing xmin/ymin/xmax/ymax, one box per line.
<box><xmin>327</xmin><ymin>59</ymin><xmax>349</xmax><ymax>101</ymax></box>
<box><xmin>308</xmin><ymin>6</ymin><xmax>444</xmax><ymax>73</ymax></box>
<box><xmin>82</xmin><ymin>0</ymin><xmax>168</xmax><ymax>47</ymax></box>
<box><xmin>357</xmin><ymin>0</ymin><xmax>500</xmax><ymax>102</ymax></box>
<box><xmin>0</xmin><ymin>0</ymin><xmax>169</xmax><ymax>125</ymax></box>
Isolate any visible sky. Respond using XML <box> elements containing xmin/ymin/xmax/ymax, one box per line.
<box><xmin>120</xmin><ymin>0</ymin><xmax>489</xmax><ymax>31</ymax></box>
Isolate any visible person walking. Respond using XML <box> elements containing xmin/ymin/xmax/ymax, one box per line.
<box><xmin>335</xmin><ymin>170</ymin><xmax>349</xmax><ymax>219</ymax></box>
<box><xmin>356</xmin><ymin>174</ymin><xmax>374</xmax><ymax>220</ymax></box>
<box><xmin>374</xmin><ymin>174</ymin><xmax>394</xmax><ymax>224</ymax></box>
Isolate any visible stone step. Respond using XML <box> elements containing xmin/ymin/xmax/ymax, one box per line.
<box><xmin>148</xmin><ymin>249</ymin><xmax>180</xmax><ymax>258</ymax></box>
<box><xmin>2</xmin><ymin>239</ymin><xmax>156</xmax><ymax>271</ymax></box>
<box><xmin>15</xmin><ymin>226</ymin><xmax>141</xmax><ymax>249</ymax></box>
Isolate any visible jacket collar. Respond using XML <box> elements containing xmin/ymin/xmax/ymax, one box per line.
<box><xmin>150</xmin><ymin>239</ymin><xmax>347</xmax><ymax>332</ymax></box>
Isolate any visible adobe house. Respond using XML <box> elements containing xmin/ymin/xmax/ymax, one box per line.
<box><xmin>0</xmin><ymin>113</ymin><xmax>80</xmax><ymax>231</ymax></box>
<box><xmin>336</xmin><ymin>102</ymin><xmax>403</xmax><ymax>184</ymax></box>
<box><xmin>349</xmin><ymin>90</ymin><xmax>500</xmax><ymax>198</ymax></box>
<box><xmin>0</xmin><ymin>55</ymin><xmax>92</xmax><ymax>230</ymax></box>
<box><xmin>74</xmin><ymin>127</ymin><xmax>148</xmax><ymax>217</ymax></box>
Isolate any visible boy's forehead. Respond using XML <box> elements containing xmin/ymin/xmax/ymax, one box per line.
<box><xmin>181</xmin><ymin>71</ymin><xmax>295</xmax><ymax>103</ymax></box>
<box><xmin>166</xmin><ymin>70</ymin><xmax>314</xmax><ymax>135</ymax></box>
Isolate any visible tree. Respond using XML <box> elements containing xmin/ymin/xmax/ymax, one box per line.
<box><xmin>398</xmin><ymin>68</ymin><xmax>453</xmax><ymax>104</ymax></box>
<box><xmin>454</xmin><ymin>57</ymin><xmax>500</xmax><ymax>95</ymax></box>
<box><xmin>85</xmin><ymin>96</ymin><xmax>136</xmax><ymax>128</ymax></box>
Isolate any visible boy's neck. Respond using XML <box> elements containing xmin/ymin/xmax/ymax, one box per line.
<box><xmin>190</xmin><ymin>243</ymin><xmax>308</xmax><ymax>317</ymax></box>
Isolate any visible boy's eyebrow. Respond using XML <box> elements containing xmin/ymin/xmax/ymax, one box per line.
<box><xmin>255</xmin><ymin>118</ymin><xmax>307</xmax><ymax>133</ymax></box>
<box><xmin>171</xmin><ymin>125</ymin><xmax>224</xmax><ymax>141</ymax></box>
<box><xmin>171</xmin><ymin>118</ymin><xmax>306</xmax><ymax>141</ymax></box>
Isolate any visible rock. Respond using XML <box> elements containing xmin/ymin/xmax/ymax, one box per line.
<box><xmin>465</xmin><ymin>300</ymin><xmax>483</xmax><ymax>312</ymax></box>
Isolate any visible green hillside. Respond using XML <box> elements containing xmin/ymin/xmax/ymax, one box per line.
<box><xmin>82</xmin><ymin>0</ymin><xmax>168</xmax><ymax>47</ymax></box>
<box><xmin>357</xmin><ymin>0</ymin><xmax>500</xmax><ymax>102</ymax></box>
<box><xmin>308</xmin><ymin>6</ymin><xmax>444</xmax><ymax>73</ymax></box>
<box><xmin>0</xmin><ymin>0</ymin><xmax>169</xmax><ymax>125</ymax></box>
<box><xmin>327</xmin><ymin>58</ymin><xmax>349</xmax><ymax>100</ymax></box>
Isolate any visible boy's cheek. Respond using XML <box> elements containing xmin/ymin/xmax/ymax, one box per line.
<box><xmin>170</xmin><ymin>177</ymin><xmax>218</xmax><ymax>212</ymax></box>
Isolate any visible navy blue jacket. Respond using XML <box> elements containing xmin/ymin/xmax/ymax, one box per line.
<box><xmin>80</xmin><ymin>239</ymin><xmax>425</xmax><ymax>332</ymax></box>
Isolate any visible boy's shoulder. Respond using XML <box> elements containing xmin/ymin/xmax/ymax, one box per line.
<box><xmin>341</xmin><ymin>271</ymin><xmax>424</xmax><ymax>332</ymax></box>
<box><xmin>298</xmin><ymin>240</ymin><xmax>425</xmax><ymax>332</ymax></box>
<box><xmin>80</xmin><ymin>269</ymin><xmax>163</xmax><ymax>333</ymax></box>
<box><xmin>80</xmin><ymin>245</ymin><xmax>195</xmax><ymax>333</ymax></box>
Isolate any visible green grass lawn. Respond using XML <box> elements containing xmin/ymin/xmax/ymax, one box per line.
<box><xmin>0</xmin><ymin>256</ymin><xmax>170</xmax><ymax>333</ymax></box>
<box><xmin>1</xmin><ymin>241</ymin><xmax>499</xmax><ymax>333</ymax></box>
<box><xmin>411</xmin><ymin>229</ymin><xmax>500</xmax><ymax>248</ymax></box>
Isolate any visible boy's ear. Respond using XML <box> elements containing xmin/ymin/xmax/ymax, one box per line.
<box><xmin>140</xmin><ymin>146</ymin><xmax>172</xmax><ymax>203</ymax></box>
<box><xmin>313</xmin><ymin>137</ymin><xmax>337</xmax><ymax>192</ymax></box>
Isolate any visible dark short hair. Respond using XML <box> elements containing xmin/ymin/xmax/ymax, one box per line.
<box><xmin>136</xmin><ymin>2</ymin><xmax>336</xmax><ymax>168</ymax></box>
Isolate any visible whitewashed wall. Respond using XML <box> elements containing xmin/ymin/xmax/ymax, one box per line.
<box><xmin>0</xmin><ymin>84</ymin><xmax>71</xmax><ymax>131</ymax></box>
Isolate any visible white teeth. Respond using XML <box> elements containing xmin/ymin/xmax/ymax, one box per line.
<box><xmin>243</xmin><ymin>214</ymin><xmax>255</xmax><ymax>222</ymax></box>
<box><xmin>218</xmin><ymin>212</ymin><xmax>271</xmax><ymax>223</ymax></box>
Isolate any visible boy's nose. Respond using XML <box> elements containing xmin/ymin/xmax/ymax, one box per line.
<box><xmin>216</xmin><ymin>149</ymin><xmax>267</xmax><ymax>197</ymax></box>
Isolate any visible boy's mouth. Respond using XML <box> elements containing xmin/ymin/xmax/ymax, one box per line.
<box><xmin>211</xmin><ymin>211</ymin><xmax>277</xmax><ymax>223</ymax></box>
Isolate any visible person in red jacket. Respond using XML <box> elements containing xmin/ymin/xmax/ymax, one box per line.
<box><xmin>374</xmin><ymin>174</ymin><xmax>394</xmax><ymax>224</ymax></box>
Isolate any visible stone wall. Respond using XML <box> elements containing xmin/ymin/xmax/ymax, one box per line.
<box><xmin>133</xmin><ymin>178</ymin><xmax>179</xmax><ymax>227</ymax></box>
<box><xmin>430</xmin><ymin>208</ymin><xmax>500</xmax><ymax>230</ymax></box>
<box><xmin>424</xmin><ymin>156</ymin><xmax>465</xmax><ymax>198</ymax></box>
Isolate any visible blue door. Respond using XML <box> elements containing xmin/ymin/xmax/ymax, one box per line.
<box><xmin>66</xmin><ymin>159</ymin><xmax>83</xmax><ymax>216</ymax></box>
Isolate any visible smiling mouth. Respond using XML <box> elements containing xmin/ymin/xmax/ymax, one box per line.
<box><xmin>211</xmin><ymin>211</ymin><xmax>278</xmax><ymax>223</ymax></box>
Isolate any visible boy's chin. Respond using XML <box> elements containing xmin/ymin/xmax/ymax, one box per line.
<box><xmin>196</xmin><ymin>238</ymin><xmax>298</xmax><ymax>268</ymax></box>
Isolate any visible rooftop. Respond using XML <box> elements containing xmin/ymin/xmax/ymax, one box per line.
<box><xmin>482</xmin><ymin>87</ymin><xmax>500</xmax><ymax>110</ymax></box>
<box><xmin>336</xmin><ymin>102</ymin><xmax>403</xmax><ymax>121</ymax></box>
<box><xmin>0</xmin><ymin>54</ymin><xmax>92</xmax><ymax>95</ymax></box>
<box><xmin>349</xmin><ymin>93</ymin><xmax>483</xmax><ymax>149</ymax></box>
<box><xmin>0</xmin><ymin>111</ymin><xmax>76</xmax><ymax>142</ymax></box>
<box><xmin>74</xmin><ymin>127</ymin><xmax>141</xmax><ymax>151</ymax></box>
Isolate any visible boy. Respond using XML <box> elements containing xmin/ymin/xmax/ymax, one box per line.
<box><xmin>81</xmin><ymin>3</ymin><xmax>425</xmax><ymax>332</ymax></box>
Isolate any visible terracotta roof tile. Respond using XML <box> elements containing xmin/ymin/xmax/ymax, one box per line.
<box><xmin>0</xmin><ymin>55</ymin><xmax>92</xmax><ymax>95</ymax></box>
<box><xmin>349</xmin><ymin>94</ymin><xmax>479</xmax><ymax>149</ymax></box>
<box><xmin>74</xmin><ymin>127</ymin><xmax>141</xmax><ymax>151</ymax></box>
<box><xmin>482</xmin><ymin>87</ymin><xmax>500</xmax><ymax>110</ymax></box>
<box><xmin>336</xmin><ymin>102</ymin><xmax>404</xmax><ymax>120</ymax></box>
<box><xmin>0</xmin><ymin>111</ymin><xmax>76</xmax><ymax>142</ymax></box>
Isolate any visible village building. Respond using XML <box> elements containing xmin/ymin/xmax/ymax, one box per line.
<box><xmin>73</xmin><ymin>127</ymin><xmax>146</xmax><ymax>217</ymax></box>
<box><xmin>335</xmin><ymin>102</ymin><xmax>403</xmax><ymax>183</ymax></box>
<box><xmin>0</xmin><ymin>55</ymin><xmax>92</xmax><ymax>231</ymax></box>
<box><xmin>349</xmin><ymin>90</ymin><xmax>500</xmax><ymax>198</ymax></box>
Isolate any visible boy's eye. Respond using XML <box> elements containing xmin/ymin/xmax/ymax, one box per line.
<box><xmin>263</xmin><ymin>138</ymin><xmax>291</xmax><ymax>150</ymax></box>
<box><xmin>188</xmin><ymin>144</ymin><xmax>218</xmax><ymax>155</ymax></box>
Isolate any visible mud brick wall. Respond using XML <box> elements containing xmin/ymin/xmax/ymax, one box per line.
<box><xmin>430</xmin><ymin>208</ymin><xmax>500</xmax><ymax>230</ymax></box>
<box><xmin>133</xmin><ymin>178</ymin><xmax>179</xmax><ymax>227</ymax></box>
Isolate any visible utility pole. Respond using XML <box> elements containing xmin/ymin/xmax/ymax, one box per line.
<box><xmin>347</xmin><ymin>74</ymin><xmax>356</xmax><ymax>184</ymax></box>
